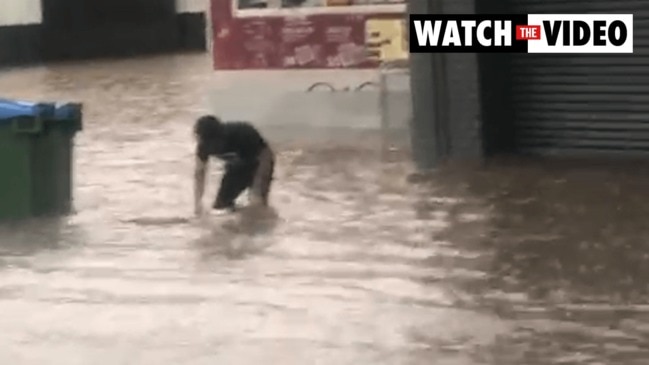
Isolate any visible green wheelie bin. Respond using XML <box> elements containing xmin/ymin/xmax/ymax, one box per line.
<box><xmin>0</xmin><ymin>99</ymin><xmax>82</xmax><ymax>221</ymax></box>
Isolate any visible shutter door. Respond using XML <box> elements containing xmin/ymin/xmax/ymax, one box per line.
<box><xmin>508</xmin><ymin>0</ymin><xmax>649</xmax><ymax>156</ymax></box>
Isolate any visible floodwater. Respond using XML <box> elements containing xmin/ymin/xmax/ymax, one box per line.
<box><xmin>1</xmin><ymin>53</ymin><xmax>649</xmax><ymax>364</ymax></box>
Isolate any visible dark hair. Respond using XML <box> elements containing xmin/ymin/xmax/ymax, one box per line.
<box><xmin>194</xmin><ymin>115</ymin><xmax>222</xmax><ymax>139</ymax></box>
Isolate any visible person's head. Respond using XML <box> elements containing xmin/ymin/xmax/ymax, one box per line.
<box><xmin>194</xmin><ymin>115</ymin><xmax>223</xmax><ymax>143</ymax></box>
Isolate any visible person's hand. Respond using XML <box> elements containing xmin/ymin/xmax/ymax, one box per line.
<box><xmin>194</xmin><ymin>203</ymin><xmax>203</xmax><ymax>217</ymax></box>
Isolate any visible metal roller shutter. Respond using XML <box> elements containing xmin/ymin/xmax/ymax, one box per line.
<box><xmin>508</xmin><ymin>0</ymin><xmax>649</xmax><ymax>156</ymax></box>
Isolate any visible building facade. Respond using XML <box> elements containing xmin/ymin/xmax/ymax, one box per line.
<box><xmin>409</xmin><ymin>0</ymin><xmax>649</xmax><ymax>169</ymax></box>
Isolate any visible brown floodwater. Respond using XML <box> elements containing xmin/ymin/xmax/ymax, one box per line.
<box><xmin>0</xmin><ymin>53</ymin><xmax>648</xmax><ymax>364</ymax></box>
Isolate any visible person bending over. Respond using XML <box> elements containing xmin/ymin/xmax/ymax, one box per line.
<box><xmin>193</xmin><ymin>115</ymin><xmax>274</xmax><ymax>215</ymax></box>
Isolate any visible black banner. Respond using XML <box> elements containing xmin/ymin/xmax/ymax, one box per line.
<box><xmin>41</xmin><ymin>0</ymin><xmax>177</xmax><ymax>29</ymax></box>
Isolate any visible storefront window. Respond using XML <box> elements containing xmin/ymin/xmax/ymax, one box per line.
<box><xmin>237</xmin><ymin>0</ymin><xmax>403</xmax><ymax>10</ymax></box>
<box><xmin>238</xmin><ymin>0</ymin><xmax>322</xmax><ymax>9</ymax></box>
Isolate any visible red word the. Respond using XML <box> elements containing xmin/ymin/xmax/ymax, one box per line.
<box><xmin>516</xmin><ymin>25</ymin><xmax>541</xmax><ymax>40</ymax></box>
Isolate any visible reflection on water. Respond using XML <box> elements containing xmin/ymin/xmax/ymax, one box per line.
<box><xmin>420</xmin><ymin>161</ymin><xmax>649</xmax><ymax>364</ymax></box>
<box><xmin>0</xmin><ymin>54</ymin><xmax>648</xmax><ymax>364</ymax></box>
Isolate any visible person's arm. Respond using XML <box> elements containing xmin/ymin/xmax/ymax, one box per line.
<box><xmin>194</xmin><ymin>154</ymin><xmax>208</xmax><ymax>216</ymax></box>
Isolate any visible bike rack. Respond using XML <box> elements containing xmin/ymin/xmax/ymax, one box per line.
<box><xmin>306</xmin><ymin>82</ymin><xmax>336</xmax><ymax>92</ymax></box>
<box><xmin>354</xmin><ymin>81</ymin><xmax>379</xmax><ymax>92</ymax></box>
<box><xmin>306</xmin><ymin>81</ymin><xmax>382</xmax><ymax>93</ymax></box>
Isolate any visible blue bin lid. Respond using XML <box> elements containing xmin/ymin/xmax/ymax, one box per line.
<box><xmin>53</xmin><ymin>103</ymin><xmax>82</xmax><ymax>121</ymax></box>
<box><xmin>0</xmin><ymin>98</ymin><xmax>62</xmax><ymax>125</ymax></box>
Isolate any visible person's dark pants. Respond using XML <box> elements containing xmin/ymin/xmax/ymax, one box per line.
<box><xmin>213</xmin><ymin>147</ymin><xmax>274</xmax><ymax>209</ymax></box>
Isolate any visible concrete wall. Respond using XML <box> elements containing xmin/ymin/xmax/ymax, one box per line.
<box><xmin>0</xmin><ymin>0</ymin><xmax>41</xmax><ymax>25</ymax></box>
<box><xmin>0</xmin><ymin>0</ymin><xmax>207</xmax><ymax>68</ymax></box>
<box><xmin>440</xmin><ymin>0</ymin><xmax>483</xmax><ymax>161</ymax></box>
<box><xmin>206</xmin><ymin>69</ymin><xmax>384</xmax><ymax>143</ymax></box>
<box><xmin>408</xmin><ymin>0</ymin><xmax>440</xmax><ymax>170</ymax></box>
<box><xmin>203</xmin><ymin>68</ymin><xmax>412</xmax><ymax>152</ymax></box>
<box><xmin>408</xmin><ymin>0</ymin><xmax>485</xmax><ymax>168</ymax></box>
<box><xmin>177</xmin><ymin>0</ymin><xmax>209</xmax><ymax>13</ymax></box>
